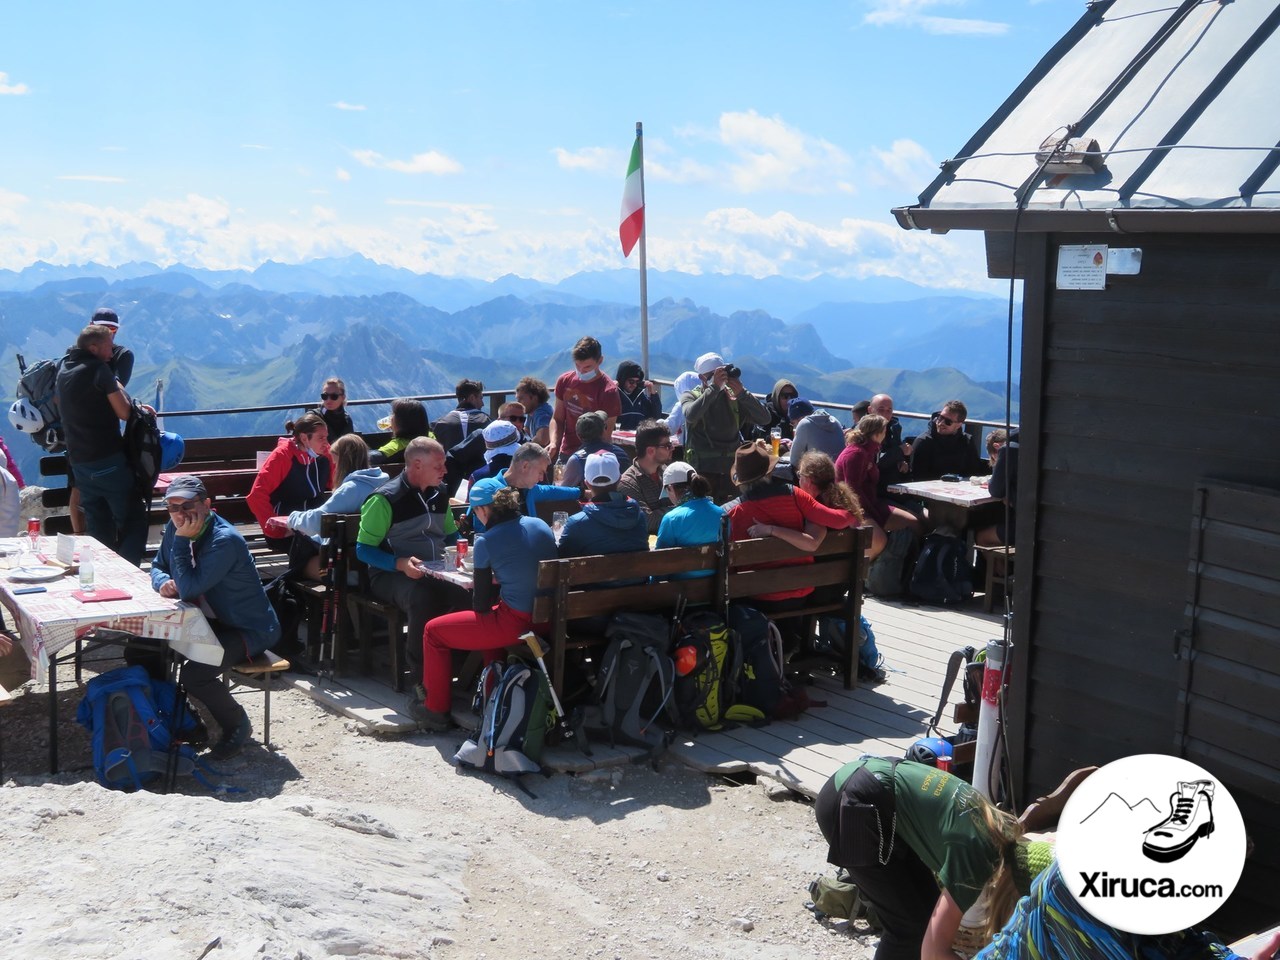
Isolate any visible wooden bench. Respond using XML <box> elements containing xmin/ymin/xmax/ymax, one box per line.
<box><xmin>227</xmin><ymin>650</ymin><xmax>291</xmax><ymax>747</ymax></box>
<box><xmin>530</xmin><ymin>525</ymin><xmax>871</xmax><ymax>699</ymax></box>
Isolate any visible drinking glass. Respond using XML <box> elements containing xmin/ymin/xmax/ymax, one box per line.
<box><xmin>552</xmin><ymin>511</ymin><xmax>569</xmax><ymax>541</ymax></box>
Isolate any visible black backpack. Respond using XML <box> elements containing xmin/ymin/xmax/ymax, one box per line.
<box><xmin>727</xmin><ymin>604</ymin><xmax>786</xmax><ymax>719</ymax></box>
<box><xmin>122</xmin><ymin>399</ymin><xmax>163</xmax><ymax>501</ymax></box>
<box><xmin>589</xmin><ymin>613</ymin><xmax>679</xmax><ymax>758</ymax></box>
<box><xmin>909</xmin><ymin>533</ymin><xmax>974</xmax><ymax>606</ymax></box>
<box><xmin>671</xmin><ymin>610</ymin><xmax>741</xmax><ymax>732</ymax></box>
<box><xmin>865</xmin><ymin>528</ymin><xmax>916</xmax><ymax>598</ymax></box>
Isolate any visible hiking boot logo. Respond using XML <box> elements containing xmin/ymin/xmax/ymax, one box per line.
<box><xmin>1142</xmin><ymin>780</ymin><xmax>1214</xmax><ymax>863</ymax></box>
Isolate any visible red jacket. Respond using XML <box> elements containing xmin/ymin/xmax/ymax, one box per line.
<box><xmin>727</xmin><ymin>479</ymin><xmax>854</xmax><ymax>601</ymax></box>
<box><xmin>246</xmin><ymin>436</ymin><xmax>331</xmax><ymax>532</ymax></box>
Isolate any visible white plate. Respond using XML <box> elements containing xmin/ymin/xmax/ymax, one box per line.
<box><xmin>8</xmin><ymin>565</ymin><xmax>67</xmax><ymax>583</ymax></box>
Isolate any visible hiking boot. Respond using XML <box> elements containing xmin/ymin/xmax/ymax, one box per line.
<box><xmin>185</xmin><ymin>718</ymin><xmax>210</xmax><ymax>750</ymax></box>
<box><xmin>1143</xmin><ymin>780</ymin><xmax>1214</xmax><ymax>863</ymax></box>
<box><xmin>208</xmin><ymin>713</ymin><xmax>253</xmax><ymax>762</ymax></box>
<box><xmin>412</xmin><ymin>682</ymin><xmax>429</xmax><ymax>704</ymax></box>
<box><xmin>405</xmin><ymin>696</ymin><xmax>454</xmax><ymax>733</ymax></box>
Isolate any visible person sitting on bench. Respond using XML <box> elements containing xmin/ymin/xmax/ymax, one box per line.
<box><xmin>150</xmin><ymin>474</ymin><xmax>281</xmax><ymax>760</ymax></box>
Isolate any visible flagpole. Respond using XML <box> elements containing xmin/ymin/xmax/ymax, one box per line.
<box><xmin>635</xmin><ymin>121</ymin><xmax>650</xmax><ymax>378</ymax></box>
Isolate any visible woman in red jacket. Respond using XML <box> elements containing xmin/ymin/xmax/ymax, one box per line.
<box><xmin>247</xmin><ymin>411</ymin><xmax>332</xmax><ymax>552</ymax></box>
<box><xmin>835</xmin><ymin>415</ymin><xmax>920</xmax><ymax>550</ymax></box>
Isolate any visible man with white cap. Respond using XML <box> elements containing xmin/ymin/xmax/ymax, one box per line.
<box><xmin>556</xmin><ymin>451</ymin><xmax>647</xmax><ymax>560</ymax></box>
<box><xmin>467</xmin><ymin>418</ymin><xmax>522</xmax><ymax>488</ymax></box>
<box><xmin>150</xmin><ymin>474</ymin><xmax>281</xmax><ymax>759</ymax></box>
<box><xmin>679</xmin><ymin>352</ymin><xmax>770</xmax><ymax>502</ymax></box>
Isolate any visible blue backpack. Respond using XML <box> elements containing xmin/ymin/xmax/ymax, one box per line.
<box><xmin>76</xmin><ymin>665</ymin><xmax>203</xmax><ymax>791</ymax></box>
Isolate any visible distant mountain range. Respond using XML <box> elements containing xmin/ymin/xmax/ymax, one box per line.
<box><xmin>0</xmin><ymin>260</ymin><xmax>1021</xmax><ymax>484</ymax></box>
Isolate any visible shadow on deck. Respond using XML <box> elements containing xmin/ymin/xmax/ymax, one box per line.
<box><xmin>286</xmin><ymin>596</ymin><xmax>1009</xmax><ymax>797</ymax></box>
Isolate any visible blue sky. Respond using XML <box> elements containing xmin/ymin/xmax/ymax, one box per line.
<box><xmin>1</xmin><ymin>1</ymin><xmax>1081</xmax><ymax>289</ymax></box>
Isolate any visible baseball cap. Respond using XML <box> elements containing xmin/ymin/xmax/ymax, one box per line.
<box><xmin>694</xmin><ymin>352</ymin><xmax>725</xmax><ymax>376</ymax></box>
<box><xmin>662</xmin><ymin>461</ymin><xmax>697</xmax><ymax>487</ymax></box>
<box><xmin>788</xmin><ymin>397</ymin><xmax>816</xmax><ymax>420</ymax></box>
<box><xmin>164</xmin><ymin>474</ymin><xmax>207</xmax><ymax>501</ymax></box>
<box><xmin>468</xmin><ymin>477</ymin><xmax>505</xmax><ymax>511</ymax></box>
<box><xmin>584</xmin><ymin>451</ymin><xmax>621</xmax><ymax>486</ymax></box>
<box><xmin>92</xmin><ymin>307</ymin><xmax>120</xmax><ymax>329</ymax></box>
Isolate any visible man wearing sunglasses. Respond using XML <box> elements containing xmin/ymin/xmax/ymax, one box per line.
<box><xmin>150</xmin><ymin>474</ymin><xmax>281</xmax><ymax>760</ymax></box>
<box><xmin>909</xmin><ymin>400</ymin><xmax>984</xmax><ymax>482</ymax></box>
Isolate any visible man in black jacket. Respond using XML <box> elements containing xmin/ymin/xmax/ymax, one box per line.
<box><xmin>910</xmin><ymin>400</ymin><xmax>984</xmax><ymax>482</ymax></box>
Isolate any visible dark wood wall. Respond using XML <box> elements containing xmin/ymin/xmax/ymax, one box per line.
<box><xmin>1010</xmin><ymin>232</ymin><xmax>1280</xmax><ymax>929</ymax></box>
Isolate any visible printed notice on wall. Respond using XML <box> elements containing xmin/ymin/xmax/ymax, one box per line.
<box><xmin>1056</xmin><ymin>244</ymin><xmax>1108</xmax><ymax>290</ymax></box>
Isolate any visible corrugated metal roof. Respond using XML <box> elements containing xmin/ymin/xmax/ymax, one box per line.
<box><xmin>895</xmin><ymin>0</ymin><xmax>1280</xmax><ymax>232</ymax></box>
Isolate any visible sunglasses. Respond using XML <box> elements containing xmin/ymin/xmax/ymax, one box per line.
<box><xmin>509</xmin><ymin>415</ymin><xmax>527</xmax><ymax>423</ymax></box>
<box><xmin>936</xmin><ymin>415</ymin><xmax>958</xmax><ymax>426</ymax></box>
<box><xmin>166</xmin><ymin>502</ymin><xmax>201</xmax><ymax>514</ymax></box>
<box><xmin>320</xmin><ymin>393</ymin><xmax>344</xmax><ymax>401</ymax></box>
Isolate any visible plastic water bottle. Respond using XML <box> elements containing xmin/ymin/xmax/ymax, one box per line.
<box><xmin>79</xmin><ymin>544</ymin><xmax>96</xmax><ymax>593</ymax></box>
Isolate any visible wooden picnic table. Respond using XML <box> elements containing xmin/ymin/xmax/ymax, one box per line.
<box><xmin>887</xmin><ymin>478</ymin><xmax>1000</xmax><ymax>537</ymax></box>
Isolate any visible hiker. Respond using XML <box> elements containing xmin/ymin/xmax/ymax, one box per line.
<box><xmin>681</xmin><ymin>352</ymin><xmax>771</xmax><ymax>501</ymax></box>
<box><xmin>310</xmin><ymin>376</ymin><xmax>355</xmax><ymax>443</ymax></box>
<box><xmin>370</xmin><ymin>398</ymin><xmax>431</xmax><ymax>467</ymax></box>
<box><xmin>661</xmin><ymin>370</ymin><xmax>700</xmax><ymax>453</ymax></box>
<box><xmin>725</xmin><ymin>440</ymin><xmax>856</xmax><ymax>630</ymax></box>
<box><xmin>273</xmin><ymin>434</ymin><xmax>387</xmax><ymax>580</ymax></box>
<box><xmin>614</xmin><ymin>359</ymin><xmax>663</xmax><ymax>430</ymax></box>
<box><xmin>788</xmin><ymin>398</ymin><xmax>846</xmax><ymax>474</ymax></box>
<box><xmin>246</xmin><ymin>411</ymin><xmax>332</xmax><ymax>553</ymax></box>
<box><xmin>357</xmin><ymin>437</ymin><xmax>460</xmax><ymax>708</ymax></box>
<box><xmin>617</xmin><ymin>419</ymin><xmax>676</xmax><ymax>534</ymax></box>
<box><xmin>549</xmin><ymin>336</ymin><xmax>620</xmax><ymax>463</ymax></box>
<box><xmin>431</xmin><ymin>378</ymin><xmax>490</xmax><ymax>453</ymax></box>
<box><xmin>654</xmin><ymin>461</ymin><xmax>723</xmax><ymax>578</ymax></box>
<box><xmin>466</xmin><ymin>415</ymin><xmax>523</xmax><ymax>488</ymax></box>
<box><xmin>836</xmin><ymin>415</ymin><xmax>922</xmax><ymax>549</ymax></box>
<box><xmin>910</xmin><ymin>400</ymin><xmax>985</xmax><ymax>482</ymax></box>
<box><xmin>0</xmin><ymin>433</ymin><xmax>23</xmax><ymax>488</ymax></box>
<box><xmin>55</xmin><ymin>323</ymin><xmax>150</xmax><ymax>565</ymax></box>
<box><xmin>0</xmin><ymin>463</ymin><xmax>18</xmax><ymax>537</ymax></box>
<box><xmin>515</xmin><ymin>376</ymin><xmax>554</xmax><ymax>447</ymax></box>
<box><xmin>413</xmin><ymin>481</ymin><xmax>557</xmax><ymax>732</ymax></box>
<box><xmin>151</xmin><ymin>475</ymin><xmax>281</xmax><ymax>760</ymax></box>
<box><xmin>559</xmin><ymin>410</ymin><xmax>632</xmax><ymax>489</ymax></box>
<box><xmin>977</xmin><ymin>860</ymin><xmax>1280</xmax><ymax>960</ymax></box>
<box><xmin>977</xmin><ymin>429</ymin><xmax>1018</xmax><ymax>548</ymax></box>
<box><xmin>558</xmin><ymin>452</ymin><xmax>647</xmax><ymax>560</ymax></box>
<box><xmin>815</xmin><ymin>757</ymin><xmax>1043</xmax><ymax>960</ymax></box>
<box><xmin>494</xmin><ymin>442</ymin><xmax>581</xmax><ymax>521</ymax></box>
<box><xmin>868</xmin><ymin>394</ymin><xmax>912</xmax><ymax>497</ymax></box>
<box><xmin>754</xmin><ymin>378</ymin><xmax>799</xmax><ymax>444</ymax></box>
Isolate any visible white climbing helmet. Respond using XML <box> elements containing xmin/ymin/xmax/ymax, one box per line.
<box><xmin>8</xmin><ymin>397</ymin><xmax>45</xmax><ymax>433</ymax></box>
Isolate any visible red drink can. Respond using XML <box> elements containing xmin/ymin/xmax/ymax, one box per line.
<box><xmin>936</xmin><ymin>755</ymin><xmax>952</xmax><ymax>773</ymax></box>
<box><xmin>455</xmin><ymin>538</ymin><xmax>468</xmax><ymax>570</ymax></box>
<box><xmin>27</xmin><ymin>517</ymin><xmax>40</xmax><ymax>541</ymax></box>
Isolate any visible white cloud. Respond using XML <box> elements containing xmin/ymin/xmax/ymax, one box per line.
<box><xmin>648</xmin><ymin>156</ymin><xmax>717</xmax><ymax>186</ymax></box>
<box><xmin>312</xmin><ymin>205</ymin><xmax>337</xmax><ymax>225</ymax></box>
<box><xmin>351</xmin><ymin>148</ymin><xmax>461</xmax><ymax>175</ymax></box>
<box><xmin>332</xmin><ymin>100</ymin><xmax>367</xmax><ymax>111</ymax></box>
<box><xmin>864</xmin><ymin>0</ymin><xmax>1009</xmax><ymax>35</ymax></box>
<box><xmin>869</xmin><ymin>138</ymin><xmax>939</xmax><ymax>190</ymax></box>
<box><xmin>553</xmin><ymin>146</ymin><xmax>619</xmax><ymax>173</ymax></box>
<box><xmin>336</xmin><ymin>167</ymin><xmax>351</xmax><ymax>182</ymax></box>
<box><xmin>0</xmin><ymin>71</ymin><xmax>29</xmax><ymax>95</ymax></box>
<box><xmin>717</xmin><ymin>110</ymin><xmax>851</xmax><ymax>193</ymax></box>
<box><xmin>56</xmin><ymin>175</ymin><xmax>127</xmax><ymax>183</ymax></box>
<box><xmin>0</xmin><ymin>188</ymin><xmax>28</xmax><ymax>227</ymax></box>
<box><xmin>241</xmin><ymin>143</ymin><xmax>271</xmax><ymax>151</ymax></box>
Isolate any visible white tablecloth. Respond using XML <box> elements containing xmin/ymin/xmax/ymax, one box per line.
<box><xmin>0</xmin><ymin>536</ymin><xmax>224</xmax><ymax>682</ymax></box>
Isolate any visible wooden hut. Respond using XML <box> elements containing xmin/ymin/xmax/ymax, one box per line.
<box><xmin>893</xmin><ymin>0</ymin><xmax>1280</xmax><ymax>931</ymax></box>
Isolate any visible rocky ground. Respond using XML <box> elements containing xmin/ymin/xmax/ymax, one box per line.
<box><xmin>0</xmin><ymin>664</ymin><xmax>879</xmax><ymax>960</ymax></box>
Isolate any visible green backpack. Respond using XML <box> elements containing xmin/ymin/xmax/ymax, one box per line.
<box><xmin>807</xmin><ymin>869</ymin><xmax>882</xmax><ymax>930</ymax></box>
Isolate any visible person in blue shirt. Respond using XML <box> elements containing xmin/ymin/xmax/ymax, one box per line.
<box><xmin>150</xmin><ymin>474</ymin><xmax>281</xmax><ymax>760</ymax></box>
<box><xmin>494</xmin><ymin>442</ymin><xmax>580</xmax><ymax>523</ymax></box>
<box><xmin>654</xmin><ymin>461</ymin><xmax>723</xmax><ymax>578</ymax></box>
<box><xmin>412</xmin><ymin>479</ymin><xmax>557</xmax><ymax>731</ymax></box>
<box><xmin>558</xmin><ymin>452</ymin><xmax>648</xmax><ymax>560</ymax></box>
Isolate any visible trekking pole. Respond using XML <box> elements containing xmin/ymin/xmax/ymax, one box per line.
<box><xmin>521</xmin><ymin>632</ymin><xmax>567</xmax><ymax>720</ymax></box>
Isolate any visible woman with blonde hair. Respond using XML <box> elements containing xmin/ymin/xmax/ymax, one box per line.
<box><xmin>816</xmin><ymin>757</ymin><xmax>1043</xmax><ymax>960</ymax></box>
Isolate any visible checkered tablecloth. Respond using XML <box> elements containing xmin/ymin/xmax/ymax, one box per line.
<box><xmin>0</xmin><ymin>536</ymin><xmax>224</xmax><ymax>681</ymax></box>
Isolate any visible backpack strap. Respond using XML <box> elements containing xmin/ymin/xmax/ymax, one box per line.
<box><xmin>927</xmin><ymin>647</ymin><xmax>974</xmax><ymax>736</ymax></box>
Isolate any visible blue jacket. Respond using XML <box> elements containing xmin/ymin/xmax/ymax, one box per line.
<box><xmin>655</xmin><ymin>496</ymin><xmax>724</xmax><ymax>579</ymax></box>
<box><xmin>558</xmin><ymin>492</ymin><xmax>648</xmax><ymax>559</ymax></box>
<box><xmin>287</xmin><ymin>467</ymin><xmax>388</xmax><ymax>540</ymax></box>
<box><xmin>150</xmin><ymin>513</ymin><xmax>280</xmax><ymax>657</ymax></box>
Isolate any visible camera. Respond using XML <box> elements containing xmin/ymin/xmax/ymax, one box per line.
<box><xmin>724</xmin><ymin>363</ymin><xmax>741</xmax><ymax>379</ymax></box>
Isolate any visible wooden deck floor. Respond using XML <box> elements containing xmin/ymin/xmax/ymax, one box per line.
<box><xmin>671</xmin><ymin>597</ymin><xmax>1009</xmax><ymax>797</ymax></box>
<box><xmin>287</xmin><ymin>597</ymin><xmax>1009</xmax><ymax>795</ymax></box>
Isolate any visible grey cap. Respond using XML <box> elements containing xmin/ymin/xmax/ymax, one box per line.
<box><xmin>164</xmin><ymin>474</ymin><xmax>207</xmax><ymax>501</ymax></box>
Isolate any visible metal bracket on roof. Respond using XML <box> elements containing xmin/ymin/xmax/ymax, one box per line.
<box><xmin>901</xmin><ymin>208</ymin><xmax>919</xmax><ymax>230</ymax></box>
<box><xmin>1106</xmin><ymin>209</ymin><xmax>1125</xmax><ymax>233</ymax></box>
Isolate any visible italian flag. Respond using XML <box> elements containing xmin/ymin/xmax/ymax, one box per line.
<box><xmin>619</xmin><ymin>133</ymin><xmax>644</xmax><ymax>258</ymax></box>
